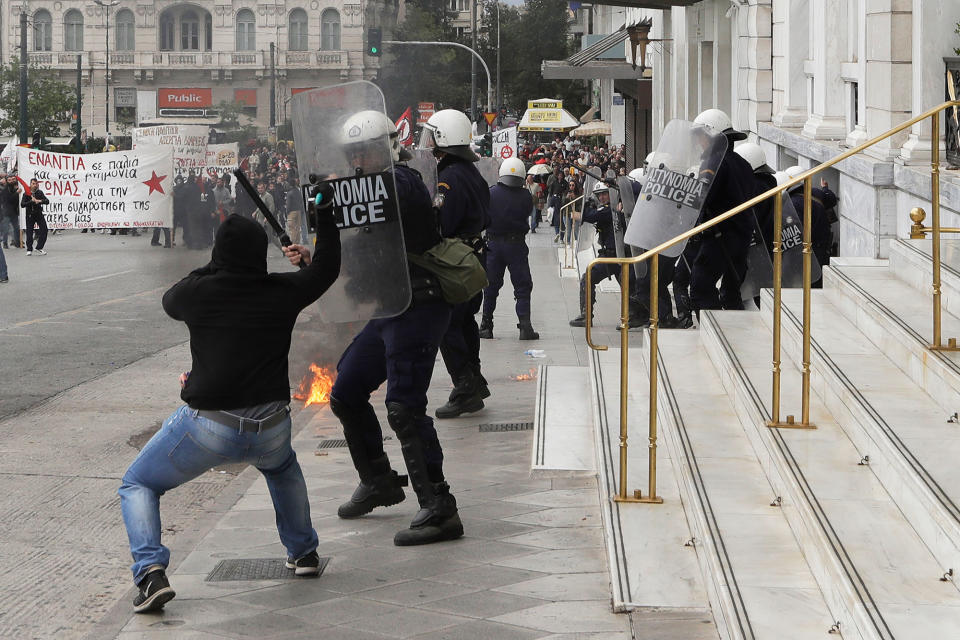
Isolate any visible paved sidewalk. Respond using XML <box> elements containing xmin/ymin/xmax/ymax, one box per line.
<box><xmin>109</xmin><ymin>231</ymin><xmax>633</xmax><ymax>640</ymax></box>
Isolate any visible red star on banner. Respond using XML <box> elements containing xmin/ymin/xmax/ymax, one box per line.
<box><xmin>143</xmin><ymin>170</ymin><xmax>166</xmax><ymax>195</ymax></box>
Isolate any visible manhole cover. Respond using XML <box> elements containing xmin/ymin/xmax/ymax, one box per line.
<box><xmin>205</xmin><ymin>557</ymin><xmax>329</xmax><ymax>582</ymax></box>
<box><xmin>479</xmin><ymin>422</ymin><xmax>534</xmax><ymax>432</ymax></box>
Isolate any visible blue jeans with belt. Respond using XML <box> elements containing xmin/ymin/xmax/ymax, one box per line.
<box><xmin>118</xmin><ymin>405</ymin><xmax>317</xmax><ymax>584</ymax></box>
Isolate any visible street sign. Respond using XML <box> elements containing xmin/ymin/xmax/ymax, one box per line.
<box><xmin>417</xmin><ymin>102</ymin><xmax>435</xmax><ymax>124</ymax></box>
<box><xmin>483</xmin><ymin>112</ymin><xmax>497</xmax><ymax>126</ymax></box>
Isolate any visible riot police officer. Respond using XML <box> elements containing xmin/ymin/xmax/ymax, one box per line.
<box><xmin>783</xmin><ymin>165</ymin><xmax>836</xmax><ymax>274</ymax></box>
<box><xmin>286</xmin><ymin>111</ymin><xmax>463</xmax><ymax>546</ymax></box>
<box><xmin>420</xmin><ymin>109</ymin><xmax>492</xmax><ymax>419</ymax></box>
<box><xmin>479</xmin><ymin>157</ymin><xmax>539</xmax><ymax>341</ymax></box>
<box><xmin>688</xmin><ymin>109</ymin><xmax>755</xmax><ymax>312</ymax></box>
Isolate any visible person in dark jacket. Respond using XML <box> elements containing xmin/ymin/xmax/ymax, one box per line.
<box><xmin>569</xmin><ymin>181</ymin><xmax>624</xmax><ymax>327</ymax></box>
<box><xmin>21</xmin><ymin>178</ymin><xmax>49</xmax><ymax>255</ymax></box>
<box><xmin>1</xmin><ymin>174</ymin><xmax>21</xmax><ymax>248</ymax></box>
<box><xmin>117</xmin><ymin>212</ymin><xmax>341</xmax><ymax>614</ymax></box>
<box><xmin>479</xmin><ymin>158</ymin><xmax>539</xmax><ymax>340</ymax></box>
<box><xmin>287</xmin><ymin>110</ymin><xmax>463</xmax><ymax>546</ymax></box>
<box><xmin>420</xmin><ymin>109</ymin><xmax>492</xmax><ymax>420</ymax></box>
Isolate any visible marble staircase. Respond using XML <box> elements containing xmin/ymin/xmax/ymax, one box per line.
<box><xmin>539</xmin><ymin>238</ymin><xmax>960</xmax><ymax>638</ymax></box>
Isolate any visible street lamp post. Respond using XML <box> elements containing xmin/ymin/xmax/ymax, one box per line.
<box><xmin>94</xmin><ymin>0</ymin><xmax>119</xmax><ymax>146</ymax></box>
<box><xmin>495</xmin><ymin>0</ymin><xmax>500</xmax><ymax>117</ymax></box>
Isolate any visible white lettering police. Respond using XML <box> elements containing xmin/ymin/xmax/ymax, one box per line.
<box><xmin>643</xmin><ymin>167</ymin><xmax>707</xmax><ymax>208</ymax></box>
<box><xmin>332</xmin><ymin>174</ymin><xmax>391</xmax><ymax>228</ymax></box>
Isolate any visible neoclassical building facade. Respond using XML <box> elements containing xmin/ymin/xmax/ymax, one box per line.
<box><xmin>618</xmin><ymin>0</ymin><xmax>960</xmax><ymax>259</ymax></box>
<box><xmin>3</xmin><ymin>0</ymin><xmax>399</xmax><ymax>135</ymax></box>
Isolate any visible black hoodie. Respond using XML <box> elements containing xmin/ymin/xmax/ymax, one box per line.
<box><xmin>162</xmin><ymin>213</ymin><xmax>340</xmax><ymax>409</ymax></box>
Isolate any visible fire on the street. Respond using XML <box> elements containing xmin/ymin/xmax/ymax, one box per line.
<box><xmin>512</xmin><ymin>368</ymin><xmax>538</xmax><ymax>381</ymax></box>
<box><xmin>293</xmin><ymin>363</ymin><xmax>336</xmax><ymax>407</ymax></box>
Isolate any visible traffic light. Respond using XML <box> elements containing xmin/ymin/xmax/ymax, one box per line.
<box><xmin>32</xmin><ymin>129</ymin><xmax>40</xmax><ymax>148</ymax></box>
<box><xmin>367</xmin><ymin>28</ymin><xmax>382</xmax><ymax>57</ymax></box>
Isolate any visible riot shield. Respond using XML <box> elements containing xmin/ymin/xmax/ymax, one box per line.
<box><xmin>740</xmin><ymin>193</ymin><xmax>821</xmax><ymax>300</ymax></box>
<box><xmin>624</xmin><ymin>119</ymin><xmax>728</xmax><ymax>258</ymax></box>
<box><xmin>477</xmin><ymin>157</ymin><xmax>501</xmax><ymax>187</ymax></box>
<box><xmin>404</xmin><ymin>148</ymin><xmax>439</xmax><ymax>200</ymax></box>
<box><xmin>291</xmin><ymin>81</ymin><xmax>411</xmax><ymax>323</ymax></box>
<box><xmin>607</xmin><ymin>182</ymin><xmax>626</xmax><ymax>259</ymax></box>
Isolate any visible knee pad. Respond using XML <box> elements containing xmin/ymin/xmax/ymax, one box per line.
<box><xmin>386</xmin><ymin>402</ymin><xmax>419</xmax><ymax>441</ymax></box>
<box><xmin>329</xmin><ymin>395</ymin><xmax>352</xmax><ymax>421</ymax></box>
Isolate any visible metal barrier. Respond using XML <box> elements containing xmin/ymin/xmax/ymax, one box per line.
<box><xmin>583</xmin><ymin>100</ymin><xmax>960</xmax><ymax>504</ymax></box>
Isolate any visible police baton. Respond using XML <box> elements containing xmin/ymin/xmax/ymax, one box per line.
<box><xmin>233</xmin><ymin>169</ymin><xmax>292</xmax><ymax>246</ymax></box>
<box><xmin>571</xmin><ymin>162</ymin><xmax>620</xmax><ymax>191</ymax></box>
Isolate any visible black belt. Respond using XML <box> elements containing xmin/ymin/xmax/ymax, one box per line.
<box><xmin>198</xmin><ymin>407</ymin><xmax>290</xmax><ymax>433</ymax></box>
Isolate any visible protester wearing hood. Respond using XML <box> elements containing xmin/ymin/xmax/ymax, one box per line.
<box><xmin>117</xmin><ymin>212</ymin><xmax>341</xmax><ymax>614</ymax></box>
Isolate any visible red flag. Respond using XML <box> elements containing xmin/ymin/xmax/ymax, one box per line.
<box><xmin>395</xmin><ymin>107</ymin><xmax>414</xmax><ymax>147</ymax></box>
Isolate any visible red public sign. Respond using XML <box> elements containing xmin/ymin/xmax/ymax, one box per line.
<box><xmin>417</xmin><ymin>102</ymin><xmax>435</xmax><ymax>124</ymax></box>
<box><xmin>158</xmin><ymin>88</ymin><xmax>212</xmax><ymax>108</ymax></box>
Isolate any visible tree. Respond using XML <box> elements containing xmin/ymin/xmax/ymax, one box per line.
<box><xmin>213</xmin><ymin>99</ymin><xmax>258</xmax><ymax>144</ymax></box>
<box><xmin>0</xmin><ymin>60</ymin><xmax>76</xmax><ymax>138</ymax></box>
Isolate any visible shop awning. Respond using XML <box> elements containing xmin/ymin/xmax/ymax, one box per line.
<box><xmin>541</xmin><ymin>27</ymin><xmax>645</xmax><ymax>81</ymax></box>
<box><xmin>571</xmin><ymin>121</ymin><xmax>612</xmax><ymax>137</ymax></box>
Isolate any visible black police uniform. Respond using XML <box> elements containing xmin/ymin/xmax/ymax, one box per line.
<box><xmin>788</xmin><ymin>183</ymin><xmax>836</xmax><ymax>272</ymax></box>
<box><xmin>628</xmin><ymin>178</ymin><xmax>678</xmax><ymax>326</ymax></box>
<box><xmin>434</xmin><ymin>154</ymin><xmax>491</xmax><ymax>419</ymax></box>
<box><xmin>480</xmin><ymin>181</ymin><xmax>538</xmax><ymax>340</ymax></box>
<box><xmin>328</xmin><ymin>163</ymin><xmax>463</xmax><ymax>546</ymax></box>
<box><xmin>571</xmin><ymin>197</ymin><xmax>618</xmax><ymax>323</ymax></box>
<box><xmin>690</xmin><ymin>148</ymin><xmax>755</xmax><ymax>311</ymax></box>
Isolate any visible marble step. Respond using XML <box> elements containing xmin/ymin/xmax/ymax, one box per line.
<box><xmin>531</xmin><ymin>365</ymin><xmax>596</xmax><ymax>477</ymax></box>
<box><xmin>824</xmin><ymin>259</ymin><xmax>960</xmax><ymax>414</ymax></box>
<box><xmin>701</xmin><ymin>309</ymin><xmax>960</xmax><ymax>640</ymax></box>
<box><xmin>588</xmin><ymin>347</ymin><xmax>709</xmax><ymax>614</ymax></box>
<box><xmin>651</xmin><ymin>330</ymin><xmax>836</xmax><ymax>639</ymax></box>
<box><xmin>889</xmin><ymin>239</ymin><xmax>960</xmax><ymax>319</ymax></box>
<box><xmin>760</xmin><ymin>285</ymin><xmax>960</xmax><ymax>589</ymax></box>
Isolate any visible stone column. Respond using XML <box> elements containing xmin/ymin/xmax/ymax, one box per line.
<box><xmin>772</xmin><ymin>0</ymin><xmax>808</xmax><ymax>128</ymax></box>
<box><xmin>861</xmin><ymin>0</ymin><xmax>911</xmax><ymax>160</ymax></box>
<box><xmin>845</xmin><ymin>0</ymin><xmax>869</xmax><ymax>148</ymax></box>
<box><xmin>802</xmin><ymin>0</ymin><xmax>847</xmax><ymax>139</ymax></box>
<box><xmin>900</xmin><ymin>0</ymin><xmax>960</xmax><ymax>164</ymax></box>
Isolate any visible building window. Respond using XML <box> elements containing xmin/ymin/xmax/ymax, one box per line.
<box><xmin>181</xmin><ymin>9</ymin><xmax>199</xmax><ymax>50</ymax></box>
<box><xmin>320</xmin><ymin>9</ymin><xmax>340</xmax><ymax>51</ymax></box>
<box><xmin>205</xmin><ymin>13</ymin><xmax>212</xmax><ymax>50</ymax></box>
<box><xmin>116</xmin><ymin>9</ymin><xmax>135</xmax><ymax>51</ymax></box>
<box><xmin>448</xmin><ymin>0</ymin><xmax>468</xmax><ymax>11</ymax></box>
<box><xmin>160</xmin><ymin>13</ymin><xmax>174</xmax><ymax>50</ymax></box>
<box><xmin>33</xmin><ymin>10</ymin><xmax>52</xmax><ymax>51</ymax></box>
<box><xmin>236</xmin><ymin>9</ymin><xmax>255</xmax><ymax>51</ymax></box>
<box><xmin>64</xmin><ymin>10</ymin><xmax>83</xmax><ymax>51</ymax></box>
<box><xmin>289</xmin><ymin>9</ymin><xmax>308</xmax><ymax>51</ymax></box>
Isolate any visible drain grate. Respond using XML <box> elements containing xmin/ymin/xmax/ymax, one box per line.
<box><xmin>479</xmin><ymin>422</ymin><xmax>534</xmax><ymax>432</ymax></box>
<box><xmin>317</xmin><ymin>435</ymin><xmax>391</xmax><ymax>449</ymax></box>
<box><xmin>205</xmin><ymin>557</ymin><xmax>330</xmax><ymax>581</ymax></box>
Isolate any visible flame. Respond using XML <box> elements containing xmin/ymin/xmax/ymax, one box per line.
<box><xmin>512</xmin><ymin>368</ymin><xmax>538</xmax><ymax>382</ymax></box>
<box><xmin>293</xmin><ymin>363</ymin><xmax>336</xmax><ymax>407</ymax></box>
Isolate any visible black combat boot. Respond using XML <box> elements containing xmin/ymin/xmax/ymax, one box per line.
<box><xmin>387</xmin><ymin>403</ymin><xmax>464</xmax><ymax>546</ymax></box>
<box><xmin>435</xmin><ymin>372</ymin><xmax>484</xmax><ymax>419</ymax></box>
<box><xmin>478</xmin><ymin>314</ymin><xmax>494</xmax><ymax>339</ymax></box>
<box><xmin>518</xmin><ymin>315</ymin><xmax>540</xmax><ymax>340</ymax></box>
<box><xmin>474</xmin><ymin>365</ymin><xmax>491</xmax><ymax>399</ymax></box>
<box><xmin>569</xmin><ymin>312</ymin><xmax>589</xmax><ymax>327</ymax></box>
<box><xmin>337</xmin><ymin>454</ymin><xmax>408</xmax><ymax>518</ymax></box>
<box><xmin>331</xmin><ymin>396</ymin><xmax>408</xmax><ymax>518</ymax></box>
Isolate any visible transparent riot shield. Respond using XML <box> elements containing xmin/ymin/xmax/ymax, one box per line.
<box><xmin>403</xmin><ymin>148</ymin><xmax>439</xmax><ymax>200</ymax></box>
<box><xmin>477</xmin><ymin>157</ymin><xmax>501</xmax><ymax>187</ymax></box>
<box><xmin>616</xmin><ymin>175</ymin><xmax>645</xmax><ymax>276</ymax></box>
<box><xmin>740</xmin><ymin>192</ymin><xmax>821</xmax><ymax>300</ymax></box>
<box><xmin>606</xmin><ymin>182</ymin><xmax>626</xmax><ymax>259</ymax></box>
<box><xmin>624</xmin><ymin>119</ymin><xmax>728</xmax><ymax>258</ymax></box>
<box><xmin>291</xmin><ymin>81</ymin><xmax>411</xmax><ymax>323</ymax></box>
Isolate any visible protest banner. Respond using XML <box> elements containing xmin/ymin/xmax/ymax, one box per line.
<box><xmin>16</xmin><ymin>147</ymin><xmax>173</xmax><ymax>230</ymax></box>
<box><xmin>133</xmin><ymin>124</ymin><xmax>208</xmax><ymax>176</ymax></box>
<box><xmin>201</xmin><ymin>143</ymin><xmax>239</xmax><ymax>181</ymax></box>
<box><xmin>492</xmin><ymin>126</ymin><xmax>517</xmax><ymax>160</ymax></box>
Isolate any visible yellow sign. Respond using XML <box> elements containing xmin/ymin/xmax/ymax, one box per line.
<box><xmin>529</xmin><ymin>110</ymin><xmax>562</xmax><ymax>123</ymax></box>
<box><xmin>527</xmin><ymin>99</ymin><xmax>562</xmax><ymax>110</ymax></box>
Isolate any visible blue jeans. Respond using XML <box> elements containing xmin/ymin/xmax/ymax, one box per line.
<box><xmin>118</xmin><ymin>405</ymin><xmax>318</xmax><ymax>584</ymax></box>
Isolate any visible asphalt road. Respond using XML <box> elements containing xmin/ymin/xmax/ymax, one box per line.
<box><xmin>0</xmin><ymin>231</ymin><xmax>313</xmax><ymax>639</ymax></box>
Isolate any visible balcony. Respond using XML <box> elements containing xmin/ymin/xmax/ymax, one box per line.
<box><xmin>281</xmin><ymin>50</ymin><xmax>349</xmax><ymax>69</ymax></box>
<box><xmin>24</xmin><ymin>49</ymin><xmax>349</xmax><ymax>72</ymax></box>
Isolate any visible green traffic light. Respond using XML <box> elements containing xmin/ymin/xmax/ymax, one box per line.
<box><xmin>371</xmin><ymin>47</ymin><xmax>378</xmax><ymax>53</ymax></box>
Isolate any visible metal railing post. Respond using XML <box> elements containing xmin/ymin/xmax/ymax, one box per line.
<box><xmin>767</xmin><ymin>192</ymin><xmax>785</xmax><ymax>426</ymax></box>
<box><xmin>800</xmin><ymin>177</ymin><xmax>815</xmax><ymax>427</ymax></box>
<box><xmin>641</xmin><ymin>257</ymin><xmax>663</xmax><ymax>503</ymax></box>
<box><xmin>928</xmin><ymin>112</ymin><xmax>960</xmax><ymax>351</ymax></box>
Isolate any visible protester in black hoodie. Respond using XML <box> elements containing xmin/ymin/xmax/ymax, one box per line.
<box><xmin>117</xmin><ymin>212</ymin><xmax>340</xmax><ymax>614</ymax></box>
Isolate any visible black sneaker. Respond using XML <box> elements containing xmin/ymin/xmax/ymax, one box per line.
<box><xmin>133</xmin><ymin>568</ymin><xmax>175</xmax><ymax>613</ymax></box>
<box><xmin>569</xmin><ymin>314</ymin><xmax>589</xmax><ymax>328</ymax></box>
<box><xmin>285</xmin><ymin>550</ymin><xmax>321</xmax><ymax>576</ymax></box>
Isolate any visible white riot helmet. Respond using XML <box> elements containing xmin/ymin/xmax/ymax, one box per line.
<box><xmin>644</xmin><ymin>151</ymin><xmax>656</xmax><ymax>165</ymax></box>
<box><xmin>498</xmin><ymin>157</ymin><xmax>526</xmax><ymax>187</ymax></box>
<box><xmin>784</xmin><ymin>165</ymin><xmax>804</xmax><ymax>179</ymax></box>
<box><xmin>773</xmin><ymin>171</ymin><xmax>789</xmax><ymax>187</ymax></box>
<box><xmin>694</xmin><ymin>108</ymin><xmax>747</xmax><ymax>141</ymax></box>
<box><xmin>591</xmin><ymin>180</ymin><xmax>610</xmax><ymax>202</ymax></box>
<box><xmin>340</xmin><ymin>110</ymin><xmax>409</xmax><ymax>174</ymax></box>
<box><xmin>734</xmin><ymin>142</ymin><xmax>774</xmax><ymax>174</ymax></box>
<box><xmin>628</xmin><ymin>167</ymin><xmax>645</xmax><ymax>182</ymax></box>
<box><xmin>419</xmin><ymin>109</ymin><xmax>478</xmax><ymax>162</ymax></box>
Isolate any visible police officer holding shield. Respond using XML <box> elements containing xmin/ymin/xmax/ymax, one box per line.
<box><xmin>479</xmin><ymin>157</ymin><xmax>539</xmax><ymax>341</ymax></box>
<box><xmin>286</xmin><ymin>109</ymin><xmax>463</xmax><ymax>546</ymax></box>
<box><xmin>420</xmin><ymin>109</ymin><xmax>492</xmax><ymax>419</ymax></box>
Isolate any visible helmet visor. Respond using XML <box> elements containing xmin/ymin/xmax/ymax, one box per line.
<box><xmin>418</xmin><ymin>127</ymin><xmax>438</xmax><ymax>151</ymax></box>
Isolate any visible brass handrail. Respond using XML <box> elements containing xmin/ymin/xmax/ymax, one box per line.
<box><xmin>560</xmin><ymin>196</ymin><xmax>583</xmax><ymax>269</ymax></box>
<box><xmin>584</xmin><ymin>100</ymin><xmax>960</xmax><ymax>505</ymax></box>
